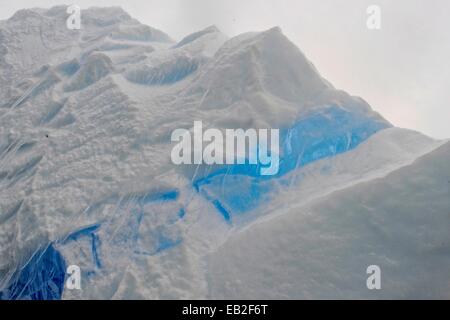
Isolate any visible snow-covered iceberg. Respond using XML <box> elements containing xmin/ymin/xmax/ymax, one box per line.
<box><xmin>0</xmin><ymin>6</ymin><xmax>448</xmax><ymax>300</ymax></box>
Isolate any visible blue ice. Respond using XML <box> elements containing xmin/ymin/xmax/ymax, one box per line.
<box><xmin>193</xmin><ymin>106</ymin><xmax>390</xmax><ymax>221</ymax></box>
<box><xmin>0</xmin><ymin>244</ymin><xmax>66</xmax><ymax>300</ymax></box>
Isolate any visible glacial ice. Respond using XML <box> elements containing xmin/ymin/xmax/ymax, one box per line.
<box><xmin>0</xmin><ymin>244</ymin><xmax>66</xmax><ymax>300</ymax></box>
<box><xmin>193</xmin><ymin>105</ymin><xmax>389</xmax><ymax>220</ymax></box>
<box><xmin>0</xmin><ymin>6</ymin><xmax>448</xmax><ymax>300</ymax></box>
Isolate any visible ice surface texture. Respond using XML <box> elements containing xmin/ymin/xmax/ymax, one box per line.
<box><xmin>194</xmin><ymin>105</ymin><xmax>389</xmax><ymax>220</ymax></box>
<box><xmin>0</xmin><ymin>244</ymin><xmax>65</xmax><ymax>300</ymax></box>
<box><xmin>0</xmin><ymin>6</ymin><xmax>448</xmax><ymax>299</ymax></box>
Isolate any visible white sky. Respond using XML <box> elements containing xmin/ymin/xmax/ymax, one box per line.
<box><xmin>1</xmin><ymin>0</ymin><xmax>449</xmax><ymax>139</ymax></box>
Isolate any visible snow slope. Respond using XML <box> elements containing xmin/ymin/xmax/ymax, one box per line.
<box><xmin>0</xmin><ymin>6</ymin><xmax>448</xmax><ymax>299</ymax></box>
<box><xmin>207</xmin><ymin>141</ymin><xmax>450</xmax><ymax>299</ymax></box>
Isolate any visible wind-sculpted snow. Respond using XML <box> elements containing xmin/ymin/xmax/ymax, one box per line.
<box><xmin>125</xmin><ymin>56</ymin><xmax>204</xmax><ymax>85</ymax></box>
<box><xmin>173</xmin><ymin>26</ymin><xmax>220</xmax><ymax>49</ymax></box>
<box><xmin>0</xmin><ymin>6</ymin><xmax>448</xmax><ymax>299</ymax></box>
<box><xmin>110</xmin><ymin>24</ymin><xmax>173</xmax><ymax>43</ymax></box>
<box><xmin>65</xmin><ymin>53</ymin><xmax>113</xmax><ymax>91</ymax></box>
<box><xmin>55</xmin><ymin>187</ymin><xmax>188</xmax><ymax>299</ymax></box>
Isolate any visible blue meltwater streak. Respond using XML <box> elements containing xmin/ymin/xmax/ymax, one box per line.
<box><xmin>193</xmin><ymin>106</ymin><xmax>390</xmax><ymax>221</ymax></box>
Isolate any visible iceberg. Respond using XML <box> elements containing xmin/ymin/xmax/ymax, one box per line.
<box><xmin>0</xmin><ymin>6</ymin><xmax>448</xmax><ymax>300</ymax></box>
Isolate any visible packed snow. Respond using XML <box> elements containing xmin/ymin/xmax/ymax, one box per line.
<box><xmin>0</xmin><ymin>6</ymin><xmax>448</xmax><ymax>300</ymax></box>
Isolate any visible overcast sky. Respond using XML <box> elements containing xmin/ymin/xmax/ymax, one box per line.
<box><xmin>1</xmin><ymin>0</ymin><xmax>449</xmax><ymax>139</ymax></box>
